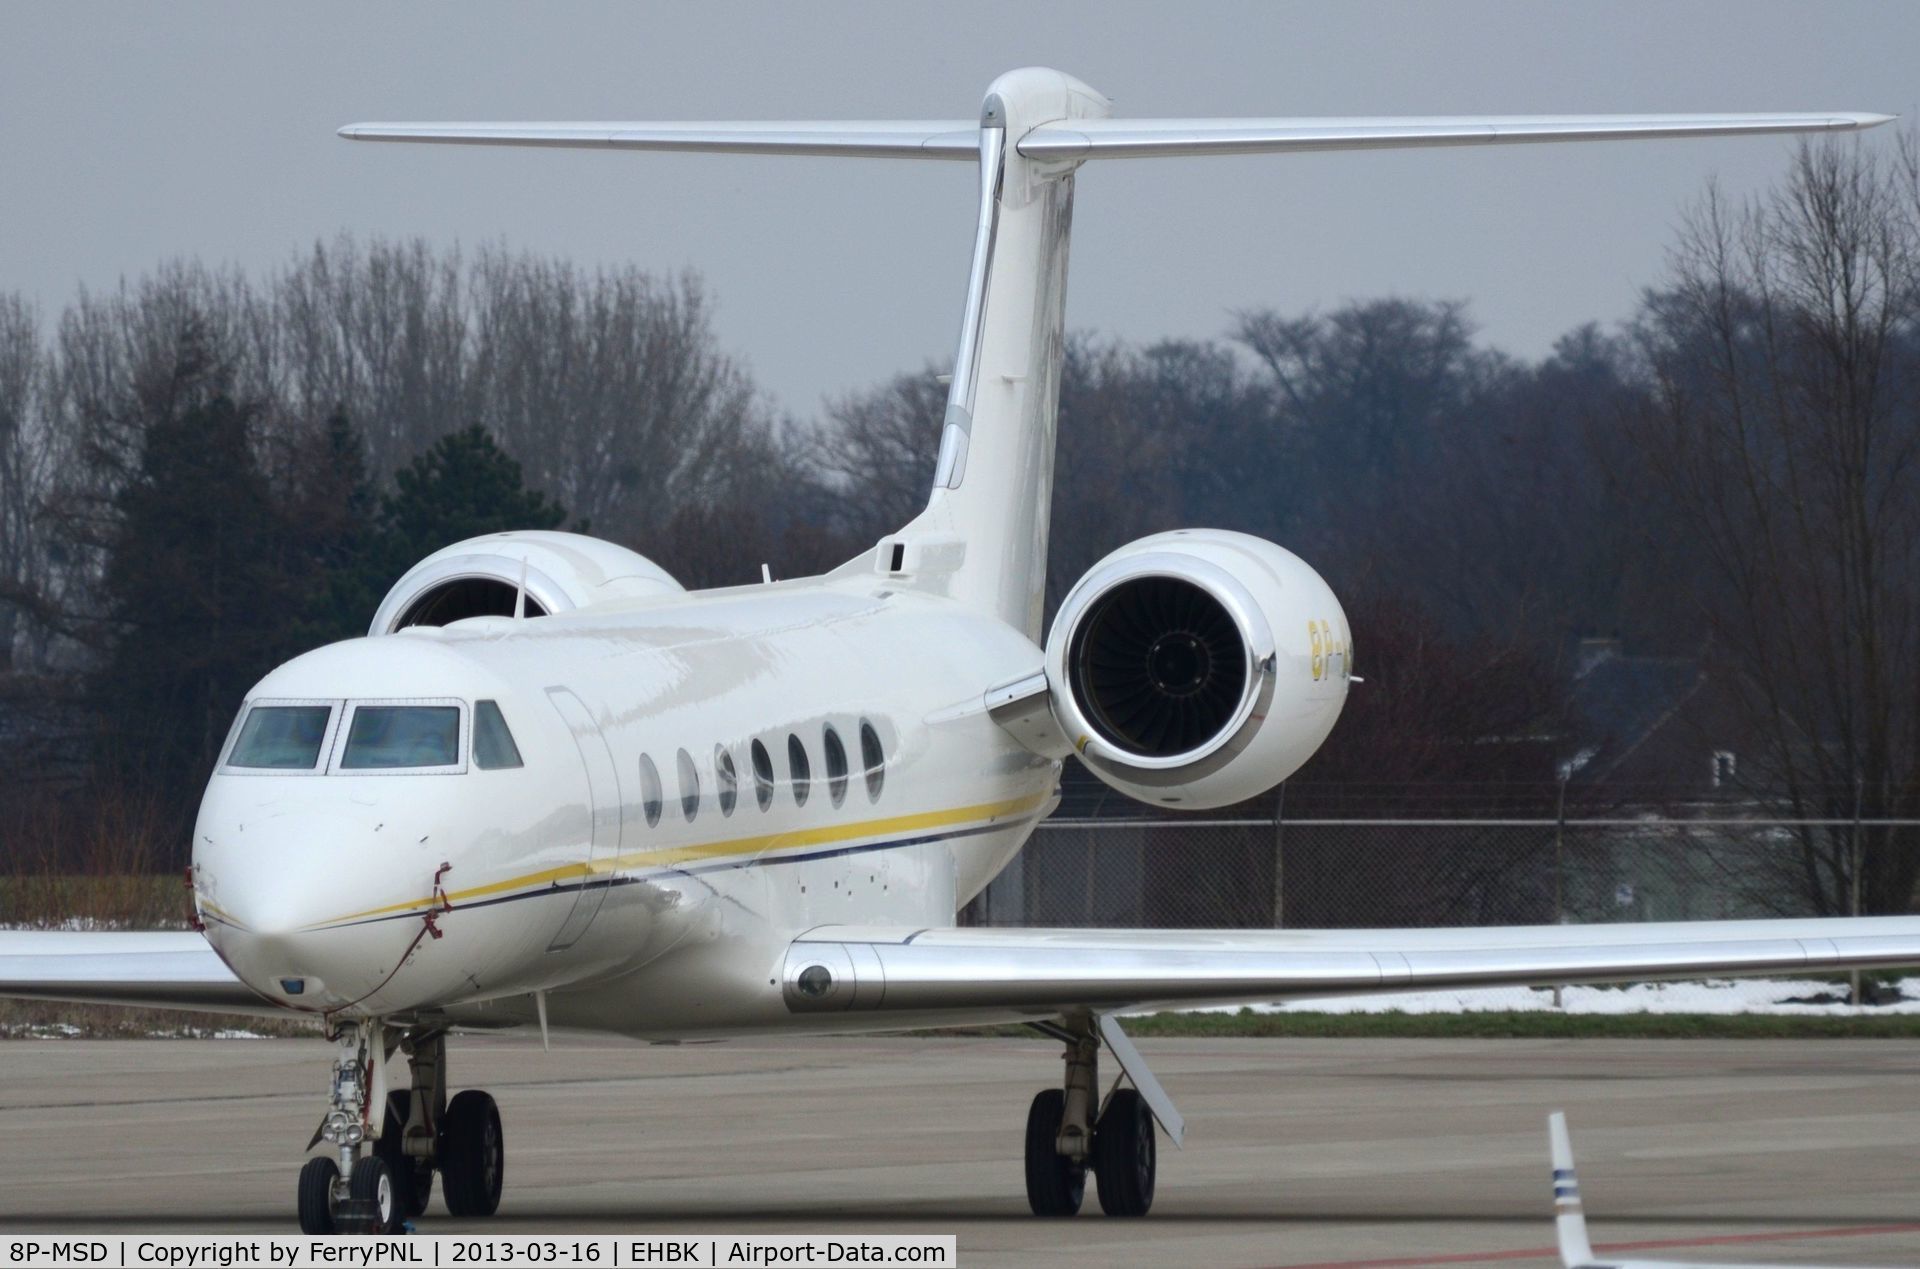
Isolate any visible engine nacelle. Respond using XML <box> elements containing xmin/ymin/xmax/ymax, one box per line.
<box><xmin>369</xmin><ymin>530</ymin><xmax>683</xmax><ymax>636</ymax></box>
<box><xmin>1044</xmin><ymin>529</ymin><xmax>1351</xmax><ymax>808</ymax></box>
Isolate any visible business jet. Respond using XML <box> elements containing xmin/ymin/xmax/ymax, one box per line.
<box><xmin>1546</xmin><ymin>1113</ymin><xmax>1896</xmax><ymax>1269</ymax></box>
<box><xmin>0</xmin><ymin>68</ymin><xmax>1906</xmax><ymax>1236</ymax></box>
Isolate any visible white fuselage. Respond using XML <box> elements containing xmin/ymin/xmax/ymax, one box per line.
<box><xmin>192</xmin><ymin>67</ymin><xmax>1368</xmax><ymax>1046</ymax></box>
<box><xmin>192</xmin><ymin>573</ymin><xmax>1061</xmax><ymax>1038</ymax></box>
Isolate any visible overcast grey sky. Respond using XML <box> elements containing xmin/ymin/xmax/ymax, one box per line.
<box><xmin>4</xmin><ymin>2</ymin><xmax>1916</xmax><ymax>416</ymax></box>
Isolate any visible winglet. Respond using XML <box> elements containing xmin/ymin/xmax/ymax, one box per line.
<box><xmin>1550</xmin><ymin>1112</ymin><xmax>1596</xmax><ymax>1268</ymax></box>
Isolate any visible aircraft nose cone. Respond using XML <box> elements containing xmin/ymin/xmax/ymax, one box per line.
<box><xmin>210</xmin><ymin>894</ymin><xmax>426</xmax><ymax>1012</ymax></box>
<box><xmin>195</xmin><ymin>801</ymin><xmax>446</xmax><ymax>1013</ymax></box>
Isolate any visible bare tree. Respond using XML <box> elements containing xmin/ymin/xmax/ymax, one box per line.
<box><xmin>1632</xmin><ymin>134</ymin><xmax>1920</xmax><ymax>912</ymax></box>
<box><xmin>0</xmin><ymin>294</ymin><xmax>47</xmax><ymax>671</ymax></box>
<box><xmin>273</xmin><ymin>236</ymin><xmax>472</xmax><ymax>478</ymax></box>
<box><xmin>468</xmin><ymin>256</ymin><xmax>767</xmax><ymax>552</ymax></box>
<box><xmin>819</xmin><ymin>362</ymin><xmax>947</xmax><ymax>544</ymax></box>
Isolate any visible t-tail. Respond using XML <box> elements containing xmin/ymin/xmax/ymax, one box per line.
<box><xmin>340</xmin><ymin>73</ymin><xmax>1890</xmax><ymax>642</ymax></box>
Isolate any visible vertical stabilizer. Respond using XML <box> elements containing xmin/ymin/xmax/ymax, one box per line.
<box><xmin>872</xmin><ymin>68</ymin><xmax>1110</xmax><ymax>640</ymax></box>
<box><xmin>1549</xmin><ymin>1112</ymin><xmax>1597</xmax><ymax>1268</ymax></box>
<box><xmin>333</xmin><ymin>78</ymin><xmax>1889</xmax><ymax>645</ymax></box>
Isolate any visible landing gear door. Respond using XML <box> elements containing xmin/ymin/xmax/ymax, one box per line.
<box><xmin>545</xmin><ymin>687</ymin><xmax>622</xmax><ymax>952</ymax></box>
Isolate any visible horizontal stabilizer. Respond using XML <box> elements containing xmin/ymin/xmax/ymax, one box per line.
<box><xmin>340</xmin><ymin>113</ymin><xmax>1894</xmax><ymax>163</ymax></box>
<box><xmin>337</xmin><ymin>121</ymin><xmax>980</xmax><ymax>159</ymax></box>
<box><xmin>1015</xmin><ymin>113</ymin><xmax>1894</xmax><ymax>160</ymax></box>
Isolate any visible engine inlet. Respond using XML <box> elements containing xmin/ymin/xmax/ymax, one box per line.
<box><xmin>1066</xmin><ymin>575</ymin><xmax>1247</xmax><ymax>758</ymax></box>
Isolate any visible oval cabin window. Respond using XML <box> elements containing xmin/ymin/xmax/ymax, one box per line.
<box><xmin>677</xmin><ymin>748</ymin><xmax>700</xmax><ymax>822</ymax></box>
<box><xmin>638</xmin><ymin>754</ymin><xmax>664</xmax><ymax>828</ymax></box>
<box><xmin>860</xmin><ymin>719</ymin><xmax>885</xmax><ymax>803</ymax></box>
<box><xmin>823</xmin><ymin>724</ymin><xmax>849</xmax><ymax>808</ymax></box>
<box><xmin>788</xmin><ymin>733</ymin><xmax>811</xmax><ymax>807</ymax></box>
<box><xmin>750</xmin><ymin>739</ymin><xmax>775</xmax><ymax>812</ymax></box>
<box><xmin>715</xmin><ymin>745</ymin><xmax>738</xmax><ymax>817</ymax></box>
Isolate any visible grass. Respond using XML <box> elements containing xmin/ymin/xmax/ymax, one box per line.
<box><xmin>0</xmin><ymin>874</ymin><xmax>186</xmax><ymax>930</ymax></box>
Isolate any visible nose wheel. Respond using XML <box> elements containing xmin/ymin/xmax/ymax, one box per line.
<box><xmin>296</xmin><ymin>1022</ymin><xmax>506</xmax><ymax>1232</ymax></box>
<box><xmin>297</xmin><ymin>1157</ymin><xmax>340</xmax><ymax>1234</ymax></box>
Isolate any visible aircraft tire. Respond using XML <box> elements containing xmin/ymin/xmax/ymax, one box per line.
<box><xmin>297</xmin><ymin>1156</ymin><xmax>339</xmax><ymax>1235</ymax></box>
<box><xmin>1023</xmin><ymin>1088</ymin><xmax>1086</xmax><ymax>1217</ymax></box>
<box><xmin>440</xmin><ymin>1090</ymin><xmax>505</xmax><ymax>1218</ymax></box>
<box><xmin>376</xmin><ymin>1091</ymin><xmax>434</xmax><ymax>1218</ymax></box>
<box><xmin>1092</xmin><ymin>1088</ymin><xmax>1155</xmax><ymax>1217</ymax></box>
<box><xmin>348</xmin><ymin>1155</ymin><xmax>400</xmax><ymax>1234</ymax></box>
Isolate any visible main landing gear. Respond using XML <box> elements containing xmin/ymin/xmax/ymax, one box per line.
<box><xmin>1023</xmin><ymin>1017</ymin><xmax>1159</xmax><ymax>1218</ymax></box>
<box><xmin>297</xmin><ymin>1022</ymin><xmax>505</xmax><ymax>1234</ymax></box>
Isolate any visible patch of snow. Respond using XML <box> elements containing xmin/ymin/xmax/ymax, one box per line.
<box><xmin>1182</xmin><ymin>977</ymin><xmax>1920</xmax><ymax>1016</ymax></box>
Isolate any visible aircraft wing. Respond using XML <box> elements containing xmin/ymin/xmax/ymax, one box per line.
<box><xmin>0</xmin><ymin>931</ymin><xmax>289</xmax><ymax>1018</ymax></box>
<box><xmin>781</xmin><ymin>916</ymin><xmax>1920</xmax><ymax>1017</ymax></box>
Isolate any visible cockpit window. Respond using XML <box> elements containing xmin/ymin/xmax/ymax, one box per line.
<box><xmin>340</xmin><ymin>706</ymin><xmax>461</xmax><ymax>769</ymax></box>
<box><xmin>473</xmin><ymin>700</ymin><xmax>523</xmax><ymax>770</ymax></box>
<box><xmin>228</xmin><ymin>705</ymin><xmax>332</xmax><ymax>769</ymax></box>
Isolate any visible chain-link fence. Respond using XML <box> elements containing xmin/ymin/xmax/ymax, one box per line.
<box><xmin>963</xmin><ymin>814</ymin><xmax>1920</xmax><ymax>1013</ymax></box>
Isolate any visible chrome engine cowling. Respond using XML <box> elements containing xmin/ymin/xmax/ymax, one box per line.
<box><xmin>1044</xmin><ymin>529</ymin><xmax>1350</xmax><ymax>808</ymax></box>
<box><xmin>369</xmin><ymin>530</ymin><xmax>683</xmax><ymax>635</ymax></box>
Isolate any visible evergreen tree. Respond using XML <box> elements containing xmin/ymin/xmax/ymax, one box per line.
<box><xmin>374</xmin><ymin>424</ymin><xmax>568</xmax><ymax>586</ymax></box>
<box><xmin>92</xmin><ymin>392</ymin><xmax>295</xmax><ymax>825</ymax></box>
<box><xmin>284</xmin><ymin>410</ymin><xmax>382</xmax><ymax>647</ymax></box>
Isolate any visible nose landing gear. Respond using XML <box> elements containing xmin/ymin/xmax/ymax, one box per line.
<box><xmin>297</xmin><ymin>1022</ymin><xmax>505</xmax><ymax>1233</ymax></box>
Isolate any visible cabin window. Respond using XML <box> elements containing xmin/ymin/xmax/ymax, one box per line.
<box><xmin>823</xmin><ymin>724</ymin><xmax>848</xmax><ymax>808</ymax></box>
<box><xmin>677</xmin><ymin>748</ymin><xmax>700</xmax><ymax>822</ymax></box>
<box><xmin>339</xmin><ymin>706</ymin><xmax>460</xmax><ymax>769</ymax></box>
<box><xmin>715</xmin><ymin>745</ymin><xmax>738</xmax><ymax>817</ymax></box>
<box><xmin>860</xmin><ymin>719</ymin><xmax>885</xmax><ymax>802</ymax></box>
<box><xmin>787</xmin><ymin>733</ymin><xmax>811</xmax><ymax>806</ymax></box>
<box><xmin>639</xmin><ymin>753</ymin><xmax>663</xmax><ymax>827</ymax></box>
<box><xmin>472</xmin><ymin>700</ymin><xmax>523</xmax><ymax>770</ymax></box>
<box><xmin>228</xmin><ymin>705</ymin><xmax>331</xmax><ymax>770</ymax></box>
<box><xmin>750</xmin><ymin>739</ymin><xmax>775</xmax><ymax>812</ymax></box>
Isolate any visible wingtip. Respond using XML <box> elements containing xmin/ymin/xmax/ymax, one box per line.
<box><xmin>1853</xmin><ymin>112</ymin><xmax>1899</xmax><ymax>129</ymax></box>
<box><xmin>337</xmin><ymin>125</ymin><xmax>359</xmax><ymax>141</ymax></box>
<box><xmin>1548</xmin><ymin>1110</ymin><xmax>1573</xmax><ymax>1169</ymax></box>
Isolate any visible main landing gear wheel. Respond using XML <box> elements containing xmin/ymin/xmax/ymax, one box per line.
<box><xmin>440</xmin><ymin>1089</ymin><xmax>505</xmax><ymax>1218</ymax></box>
<box><xmin>376</xmin><ymin>1091</ymin><xmax>434</xmax><ymax>1218</ymax></box>
<box><xmin>297</xmin><ymin>1157</ymin><xmax>340</xmax><ymax>1235</ymax></box>
<box><xmin>1024</xmin><ymin>1089</ymin><xmax>1086</xmax><ymax>1217</ymax></box>
<box><xmin>1092</xmin><ymin>1088</ymin><xmax>1156</xmax><ymax>1217</ymax></box>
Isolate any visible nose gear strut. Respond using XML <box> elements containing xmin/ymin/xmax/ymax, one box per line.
<box><xmin>296</xmin><ymin>1019</ymin><xmax>504</xmax><ymax>1234</ymax></box>
<box><xmin>298</xmin><ymin>1020</ymin><xmax>398</xmax><ymax>1234</ymax></box>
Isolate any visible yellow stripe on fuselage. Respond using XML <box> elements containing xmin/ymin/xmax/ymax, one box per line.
<box><xmin>308</xmin><ymin>791</ymin><xmax>1048</xmax><ymax>929</ymax></box>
